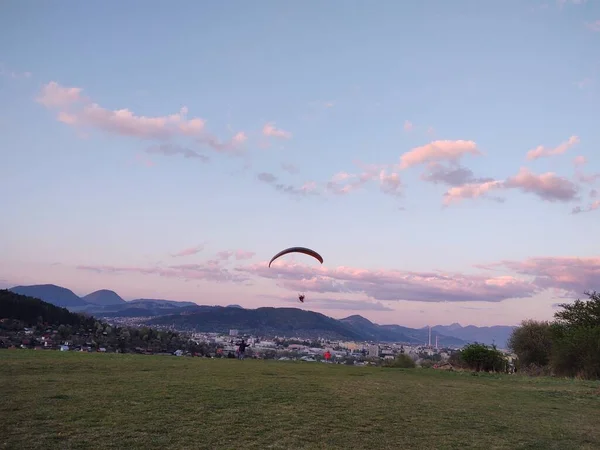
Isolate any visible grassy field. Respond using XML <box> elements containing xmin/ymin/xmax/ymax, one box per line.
<box><xmin>1</xmin><ymin>351</ymin><xmax>600</xmax><ymax>450</ymax></box>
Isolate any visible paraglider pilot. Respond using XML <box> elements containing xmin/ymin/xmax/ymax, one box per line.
<box><xmin>236</xmin><ymin>339</ymin><xmax>249</xmax><ymax>360</ymax></box>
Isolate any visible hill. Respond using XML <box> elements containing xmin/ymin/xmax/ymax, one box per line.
<box><xmin>81</xmin><ymin>289</ymin><xmax>125</xmax><ymax>306</ymax></box>
<box><xmin>7</xmin><ymin>283</ymin><xmax>508</xmax><ymax>346</ymax></box>
<box><xmin>87</xmin><ymin>299</ymin><xmax>201</xmax><ymax>317</ymax></box>
<box><xmin>431</xmin><ymin>324</ymin><xmax>516</xmax><ymax>349</ymax></box>
<box><xmin>9</xmin><ymin>284</ymin><xmax>87</xmax><ymax>308</ymax></box>
<box><xmin>0</xmin><ymin>289</ymin><xmax>95</xmax><ymax>328</ymax></box>
<box><xmin>340</xmin><ymin>315</ymin><xmax>465</xmax><ymax>346</ymax></box>
<box><xmin>7</xmin><ymin>284</ymin><xmax>198</xmax><ymax>315</ymax></box>
<box><xmin>148</xmin><ymin>306</ymin><xmax>367</xmax><ymax>340</ymax></box>
<box><xmin>147</xmin><ymin>308</ymin><xmax>466</xmax><ymax>345</ymax></box>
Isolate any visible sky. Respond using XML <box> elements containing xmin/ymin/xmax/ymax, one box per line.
<box><xmin>1</xmin><ymin>0</ymin><xmax>599</xmax><ymax>328</ymax></box>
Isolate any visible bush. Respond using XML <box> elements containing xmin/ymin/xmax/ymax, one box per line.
<box><xmin>419</xmin><ymin>359</ymin><xmax>436</xmax><ymax>369</ymax></box>
<box><xmin>460</xmin><ymin>343</ymin><xmax>507</xmax><ymax>373</ymax></box>
<box><xmin>520</xmin><ymin>363</ymin><xmax>553</xmax><ymax>377</ymax></box>
<box><xmin>383</xmin><ymin>354</ymin><xmax>416</xmax><ymax>368</ymax></box>
<box><xmin>448</xmin><ymin>351</ymin><xmax>466</xmax><ymax>368</ymax></box>
<box><xmin>550</xmin><ymin>324</ymin><xmax>600</xmax><ymax>379</ymax></box>
<box><xmin>508</xmin><ymin>319</ymin><xmax>553</xmax><ymax>367</ymax></box>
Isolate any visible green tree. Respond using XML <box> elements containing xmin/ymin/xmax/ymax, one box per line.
<box><xmin>550</xmin><ymin>291</ymin><xmax>600</xmax><ymax>379</ymax></box>
<box><xmin>554</xmin><ymin>291</ymin><xmax>600</xmax><ymax>328</ymax></box>
<box><xmin>507</xmin><ymin>319</ymin><xmax>553</xmax><ymax>368</ymax></box>
<box><xmin>460</xmin><ymin>343</ymin><xmax>506</xmax><ymax>372</ymax></box>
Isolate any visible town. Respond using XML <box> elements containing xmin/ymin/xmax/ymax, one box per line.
<box><xmin>1</xmin><ymin>311</ymin><xmax>517</xmax><ymax>371</ymax></box>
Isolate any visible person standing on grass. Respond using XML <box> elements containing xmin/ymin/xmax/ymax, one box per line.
<box><xmin>237</xmin><ymin>339</ymin><xmax>248</xmax><ymax>360</ymax></box>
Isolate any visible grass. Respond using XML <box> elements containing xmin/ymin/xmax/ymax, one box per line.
<box><xmin>1</xmin><ymin>351</ymin><xmax>600</xmax><ymax>449</ymax></box>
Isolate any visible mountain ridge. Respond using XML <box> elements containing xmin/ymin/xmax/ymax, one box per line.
<box><xmin>82</xmin><ymin>289</ymin><xmax>126</xmax><ymax>306</ymax></box>
<box><xmin>7</xmin><ymin>283</ymin><xmax>515</xmax><ymax>347</ymax></box>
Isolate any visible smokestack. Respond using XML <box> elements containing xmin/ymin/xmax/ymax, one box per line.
<box><xmin>428</xmin><ymin>325</ymin><xmax>431</xmax><ymax>347</ymax></box>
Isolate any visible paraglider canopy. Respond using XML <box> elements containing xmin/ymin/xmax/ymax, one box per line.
<box><xmin>268</xmin><ymin>246</ymin><xmax>323</xmax><ymax>267</ymax></box>
<box><xmin>269</xmin><ymin>246</ymin><xmax>323</xmax><ymax>304</ymax></box>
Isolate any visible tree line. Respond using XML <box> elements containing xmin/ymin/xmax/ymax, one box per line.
<box><xmin>0</xmin><ymin>290</ymin><xmax>209</xmax><ymax>354</ymax></box>
<box><xmin>507</xmin><ymin>290</ymin><xmax>600</xmax><ymax>379</ymax></box>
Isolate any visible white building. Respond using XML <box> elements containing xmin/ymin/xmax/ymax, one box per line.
<box><xmin>368</xmin><ymin>344</ymin><xmax>380</xmax><ymax>358</ymax></box>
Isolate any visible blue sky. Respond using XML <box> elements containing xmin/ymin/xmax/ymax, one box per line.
<box><xmin>1</xmin><ymin>0</ymin><xmax>599</xmax><ymax>327</ymax></box>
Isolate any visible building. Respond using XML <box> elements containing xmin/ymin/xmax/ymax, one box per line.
<box><xmin>229</xmin><ymin>329</ymin><xmax>239</xmax><ymax>336</ymax></box>
<box><xmin>368</xmin><ymin>344</ymin><xmax>380</xmax><ymax>358</ymax></box>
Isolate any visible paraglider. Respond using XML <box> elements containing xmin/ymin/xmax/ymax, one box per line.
<box><xmin>268</xmin><ymin>246</ymin><xmax>323</xmax><ymax>267</ymax></box>
<box><xmin>269</xmin><ymin>246</ymin><xmax>323</xmax><ymax>302</ymax></box>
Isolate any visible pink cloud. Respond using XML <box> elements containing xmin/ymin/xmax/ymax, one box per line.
<box><xmin>37</xmin><ymin>81</ymin><xmax>84</xmax><ymax>108</ymax></box>
<box><xmin>63</xmin><ymin>104</ymin><xmax>203</xmax><ymax>139</ymax></box>
<box><xmin>235</xmin><ymin>260</ymin><xmax>537</xmax><ymax>303</ymax></box>
<box><xmin>399</xmin><ymin>140</ymin><xmax>480</xmax><ymax>169</ymax></box>
<box><xmin>134</xmin><ymin>153</ymin><xmax>155</xmax><ymax>168</ymax></box>
<box><xmin>262</xmin><ymin>122</ymin><xmax>292</xmax><ymax>139</ymax></box>
<box><xmin>443</xmin><ymin>180</ymin><xmax>504</xmax><ymax>205</ymax></box>
<box><xmin>36</xmin><ymin>81</ymin><xmax>226</xmax><ymax>142</ymax></box>
<box><xmin>79</xmin><ymin>261</ymin><xmax>249</xmax><ymax>283</ymax></box>
<box><xmin>573</xmin><ymin>156</ymin><xmax>600</xmax><ymax>185</ymax></box>
<box><xmin>257</xmin><ymin>172</ymin><xmax>319</xmax><ymax>196</ymax></box>
<box><xmin>422</xmin><ymin>162</ymin><xmax>494</xmax><ymax>187</ymax></box>
<box><xmin>0</xmin><ymin>63</ymin><xmax>32</xmax><ymax>79</ymax></box>
<box><xmin>526</xmin><ymin>135</ymin><xmax>579</xmax><ymax>160</ymax></box>
<box><xmin>504</xmin><ymin>167</ymin><xmax>579</xmax><ymax>202</ymax></box>
<box><xmin>331</xmin><ymin>171</ymin><xmax>355</xmax><ymax>183</ymax></box>
<box><xmin>477</xmin><ymin>256</ymin><xmax>600</xmax><ymax>295</ymax></box>
<box><xmin>146</xmin><ymin>144</ymin><xmax>210</xmax><ymax>162</ymax></box>
<box><xmin>558</xmin><ymin>0</ymin><xmax>588</xmax><ymax>7</ymax></box>
<box><xmin>215</xmin><ymin>250</ymin><xmax>256</xmax><ymax>261</ymax></box>
<box><xmin>281</xmin><ymin>162</ymin><xmax>299</xmax><ymax>174</ymax></box>
<box><xmin>197</xmin><ymin>131</ymin><xmax>247</xmax><ymax>154</ymax></box>
<box><xmin>576</xmin><ymin>173</ymin><xmax>600</xmax><ymax>184</ymax></box>
<box><xmin>216</xmin><ymin>251</ymin><xmax>234</xmax><ymax>260</ymax></box>
<box><xmin>171</xmin><ymin>245</ymin><xmax>205</xmax><ymax>258</ymax></box>
<box><xmin>576</xmin><ymin>78</ymin><xmax>593</xmax><ymax>89</ymax></box>
<box><xmin>585</xmin><ymin>20</ymin><xmax>600</xmax><ymax>32</ymax></box>
<box><xmin>403</xmin><ymin>120</ymin><xmax>413</xmax><ymax>131</ymax></box>
<box><xmin>572</xmin><ymin>199</ymin><xmax>600</xmax><ymax>214</ymax></box>
<box><xmin>235</xmin><ymin>250</ymin><xmax>256</xmax><ymax>260</ymax></box>
<box><xmin>378</xmin><ymin>170</ymin><xmax>403</xmax><ymax>196</ymax></box>
<box><xmin>326</xmin><ymin>164</ymin><xmax>402</xmax><ymax>197</ymax></box>
<box><xmin>443</xmin><ymin>167</ymin><xmax>579</xmax><ymax>205</ymax></box>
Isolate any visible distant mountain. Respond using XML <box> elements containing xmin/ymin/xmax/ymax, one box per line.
<box><xmin>340</xmin><ymin>315</ymin><xmax>465</xmax><ymax>346</ymax></box>
<box><xmin>9</xmin><ymin>284</ymin><xmax>87</xmax><ymax>308</ymax></box>
<box><xmin>99</xmin><ymin>305</ymin><xmax>206</xmax><ymax>318</ymax></box>
<box><xmin>82</xmin><ymin>290</ymin><xmax>126</xmax><ymax>306</ymax></box>
<box><xmin>5</xmin><ymin>283</ymin><xmax>512</xmax><ymax>347</ymax></box>
<box><xmin>0</xmin><ymin>289</ymin><xmax>95</xmax><ymax>328</ymax></box>
<box><xmin>7</xmin><ymin>284</ymin><xmax>199</xmax><ymax>315</ymax></box>
<box><xmin>128</xmin><ymin>299</ymin><xmax>198</xmax><ymax>308</ymax></box>
<box><xmin>432</xmin><ymin>324</ymin><xmax>516</xmax><ymax>349</ymax></box>
<box><xmin>148</xmin><ymin>307</ymin><xmax>367</xmax><ymax>341</ymax></box>
<box><xmin>147</xmin><ymin>309</ymin><xmax>467</xmax><ymax>345</ymax></box>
